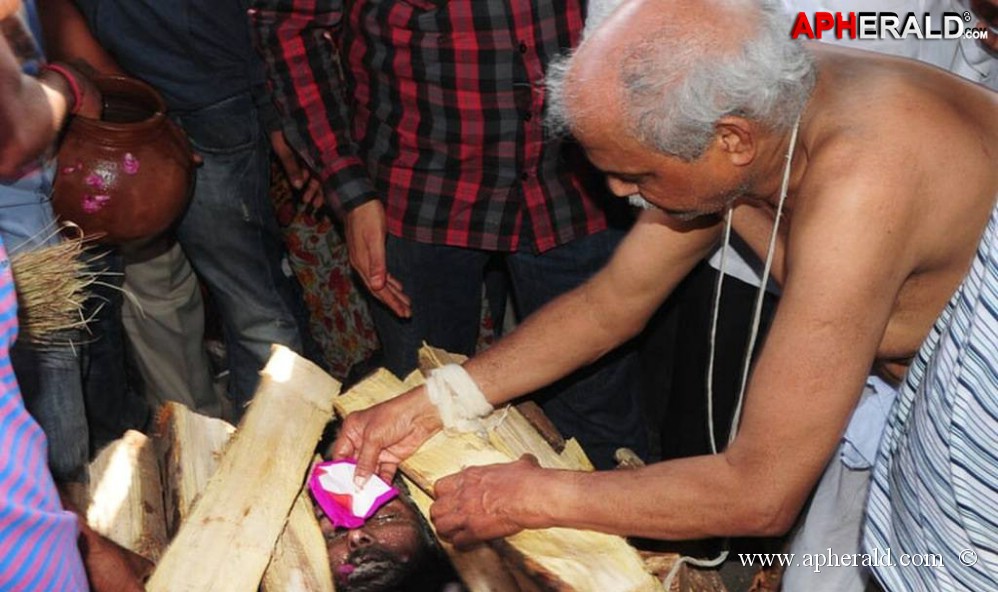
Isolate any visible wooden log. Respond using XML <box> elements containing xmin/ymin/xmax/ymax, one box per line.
<box><xmin>261</xmin><ymin>457</ymin><xmax>335</xmax><ymax>592</ymax></box>
<box><xmin>155</xmin><ymin>401</ymin><xmax>333</xmax><ymax>592</ymax></box>
<box><xmin>84</xmin><ymin>430</ymin><xmax>169</xmax><ymax>562</ymax></box>
<box><xmin>154</xmin><ymin>402</ymin><xmax>235</xmax><ymax>535</ymax></box>
<box><xmin>336</xmin><ymin>350</ymin><xmax>659</xmax><ymax>592</ymax></box>
<box><xmin>147</xmin><ymin>345</ymin><xmax>340</xmax><ymax>592</ymax></box>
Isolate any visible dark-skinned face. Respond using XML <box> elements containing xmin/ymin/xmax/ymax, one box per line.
<box><xmin>317</xmin><ymin>496</ymin><xmax>426</xmax><ymax>590</ymax></box>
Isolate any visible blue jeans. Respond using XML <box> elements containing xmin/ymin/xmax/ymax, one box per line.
<box><xmin>0</xmin><ymin>182</ymin><xmax>89</xmax><ymax>482</ymax></box>
<box><xmin>370</xmin><ymin>230</ymin><xmax>647</xmax><ymax>469</ymax></box>
<box><xmin>82</xmin><ymin>249</ymin><xmax>149</xmax><ymax>451</ymax></box>
<box><xmin>173</xmin><ymin>92</ymin><xmax>317</xmax><ymax>409</ymax></box>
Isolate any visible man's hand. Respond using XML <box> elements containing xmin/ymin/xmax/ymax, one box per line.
<box><xmin>59</xmin><ymin>486</ymin><xmax>153</xmax><ymax>591</ymax></box>
<box><xmin>38</xmin><ymin>61</ymin><xmax>102</xmax><ymax>120</ymax></box>
<box><xmin>79</xmin><ymin>531</ymin><xmax>153</xmax><ymax>592</ymax></box>
<box><xmin>430</xmin><ymin>455</ymin><xmax>549</xmax><ymax>548</ymax></box>
<box><xmin>332</xmin><ymin>386</ymin><xmax>440</xmax><ymax>486</ymax></box>
<box><xmin>269</xmin><ymin>130</ymin><xmax>322</xmax><ymax>208</ymax></box>
<box><xmin>61</xmin><ymin>61</ymin><xmax>102</xmax><ymax>119</ymax></box>
<box><xmin>345</xmin><ymin>200</ymin><xmax>411</xmax><ymax>317</ymax></box>
<box><xmin>0</xmin><ymin>0</ymin><xmax>21</xmax><ymax>20</ymax></box>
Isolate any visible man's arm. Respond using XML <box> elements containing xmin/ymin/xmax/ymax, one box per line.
<box><xmin>0</xmin><ymin>33</ymin><xmax>96</xmax><ymax>176</ymax></box>
<box><xmin>249</xmin><ymin>0</ymin><xmax>410</xmax><ymax>316</ymax></box>
<box><xmin>432</xmin><ymin>167</ymin><xmax>919</xmax><ymax>544</ymax></box>
<box><xmin>36</xmin><ymin>0</ymin><xmax>123</xmax><ymax>74</ymax></box>
<box><xmin>335</xmin><ymin>209</ymin><xmax>723</xmax><ymax>482</ymax></box>
<box><xmin>247</xmin><ymin>0</ymin><xmax>376</xmax><ymax>217</ymax></box>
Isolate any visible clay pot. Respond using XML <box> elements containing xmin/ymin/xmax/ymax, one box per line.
<box><xmin>52</xmin><ymin>75</ymin><xmax>193</xmax><ymax>244</ymax></box>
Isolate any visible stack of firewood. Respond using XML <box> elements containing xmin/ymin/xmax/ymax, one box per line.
<box><xmin>77</xmin><ymin>345</ymin><xmax>726</xmax><ymax>591</ymax></box>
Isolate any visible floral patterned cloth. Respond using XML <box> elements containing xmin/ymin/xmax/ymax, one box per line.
<box><xmin>270</xmin><ymin>163</ymin><xmax>498</xmax><ymax>381</ymax></box>
<box><xmin>270</xmin><ymin>164</ymin><xmax>378</xmax><ymax>380</ymax></box>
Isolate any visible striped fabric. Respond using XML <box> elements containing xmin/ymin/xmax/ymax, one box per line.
<box><xmin>865</xmin><ymin>201</ymin><xmax>998</xmax><ymax>590</ymax></box>
<box><xmin>0</xmin><ymin>237</ymin><xmax>87</xmax><ymax>589</ymax></box>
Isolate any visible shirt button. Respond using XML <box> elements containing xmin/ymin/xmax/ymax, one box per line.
<box><xmin>520</xmin><ymin>172</ymin><xmax>529</xmax><ymax>181</ymax></box>
<box><xmin>523</xmin><ymin>111</ymin><xmax>533</xmax><ymax>122</ymax></box>
<box><xmin>519</xmin><ymin>42</ymin><xmax>528</xmax><ymax>53</ymax></box>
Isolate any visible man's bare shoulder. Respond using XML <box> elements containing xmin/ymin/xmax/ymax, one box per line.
<box><xmin>811</xmin><ymin>45</ymin><xmax>998</xmax><ymax>161</ymax></box>
<box><xmin>800</xmin><ymin>50</ymin><xmax>997</xmax><ymax>220</ymax></box>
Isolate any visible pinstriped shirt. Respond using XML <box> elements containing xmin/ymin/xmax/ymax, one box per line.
<box><xmin>250</xmin><ymin>0</ymin><xmax>614</xmax><ymax>253</ymax></box>
<box><xmin>0</xmin><ymin>238</ymin><xmax>88</xmax><ymax>591</ymax></box>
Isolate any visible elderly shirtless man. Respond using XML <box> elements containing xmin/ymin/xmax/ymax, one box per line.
<box><xmin>334</xmin><ymin>0</ymin><xmax>998</xmax><ymax>588</ymax></box>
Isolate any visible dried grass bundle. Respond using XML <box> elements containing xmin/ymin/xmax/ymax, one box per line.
<box><xmin>9</xmin><ymin>228</ymin><xmax>101</xmax><ymax>343</ymax></box>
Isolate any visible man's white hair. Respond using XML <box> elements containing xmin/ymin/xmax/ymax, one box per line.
<box><xmin>548</xmin><ymin>0</ymin><xmax>816</xmax><ymax>161</ymax></box>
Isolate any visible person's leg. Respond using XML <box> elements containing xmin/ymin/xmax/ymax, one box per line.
<box><xmin>369</xmin><ymin>235</ymin><xmax>490</xmax><ymax>378</ymax></box>
<box><xmin>0</xmin><ymin>200</ymin><xmax>89</xmax><ymax>482</ymax></box>
<box><xmin>9</xmin><ymin>335</ymin><xmax>89</xmax><ymax>482</ymax></box>
<box><xmin>507</xmin><ymin>228</ymin><xmax>646</xmax><ymax>469</ymax></box>
<box><xmin>81</xmin><ymin>248</ymin><xmax>149</xmax><ymax>452</ymax></box>
<box><xmin>120</xmin><ymin>242</ymin><xmax>220</xmax><ymax>417</ymax></box>
<box><xmin>174</xmin><ymin>92</ymin><xmax>316</xmax><ymax>409</ymax></box>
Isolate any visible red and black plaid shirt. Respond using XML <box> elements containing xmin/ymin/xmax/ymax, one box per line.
<box><xmin>250</xmin><ymin>0</ymin><xmax>613</xmax><ymax>252</ymax></box>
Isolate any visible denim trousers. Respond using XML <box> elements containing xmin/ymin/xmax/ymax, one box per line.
<box><xmin>369</xmin><ymin>229</ymin><xmax>647</xmax><ymax>469</ymax></box>
<box><xmin>172</xmin><ymin>92</ymin><xmax>317</xmax><ymax>409</ymax></box>
<box><xmin>0</xmin><ymin>186</ymin><xmax>89</xmax><ymax>482</ymax></box>
<box><xmin>82</xmin><ymin>249</ymin><xmax>149</xmax><ymax>452</ymax></box>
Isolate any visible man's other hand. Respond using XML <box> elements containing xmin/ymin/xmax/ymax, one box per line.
<box><xmin>332</xmin><ymin>385</ymin><xmax>440</xmax><ymax>486</ymax></box>
<box><xmin>79</xmin><ymin>527</ymin><xmax>153</xmax><ymax>592</ymax></box>
<box><xmin>430</xmin><ymin>455</ymin><xmax>549</xmax><ymax>548</ymax></box>
<box><xmin>0</xmin><ymin>0</ymin><xmax>21</xmax><ymax>20</ymax></box>
<box><xmin>269</xmin><ymin>130</ymin><xmax>322</xmax><ymax>208</ymax></box>
<box><xmin>345</xmin><ymin>200</ymin><xmax>411</xmax><ymax>317</ymax></box>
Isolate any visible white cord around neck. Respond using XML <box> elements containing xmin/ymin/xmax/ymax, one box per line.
<box><xmin>683</xmin><ymin>116</ymin><xmax>800</xmax><ymax>591</ymax></box>
<box><xmin>706</xmin><ymin>114</ymin><xmax>801</xmax><ymax>452</ymax></box>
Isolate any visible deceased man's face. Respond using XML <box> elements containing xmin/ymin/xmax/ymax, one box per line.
<box><xmin>318</xmin><ymin>496</ymin><xmax>427</xmax><ymax>591</ymax></box>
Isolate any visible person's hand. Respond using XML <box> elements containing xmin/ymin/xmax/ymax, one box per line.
<box><xmin>429</xmin><ymin>455</ymin><xmax>549</xmax><ymax>548</ymax></box>
<box><xmin>0</xmin><ymin>0</ymin><xmax>21</xmax><ymax>20</ymax></box>
<box><xmin>269</xmin><ymin>130</ymin><xmax>323</xmax><ymax>208</ymax></box>
<box><xmin>78</xmin><ymin>529</ymin><xmax>154</xmax><ymax>592</ymax></box>
<box><xmin>345</xmin><ymin>200</ymin><xmax>411</xmax><ymax>317</ymax></box>
<box><xmin>332</xmin><ymin>386</ymin><xmax>441</xmax><ymax>486</ymax></box>
<box><xmin>39</xmin><ymin>61</ymin><xmax>103</xmax><ymax>120</ymax></box>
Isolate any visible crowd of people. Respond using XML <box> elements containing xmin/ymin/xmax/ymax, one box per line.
<box><xmin>1</xmin><ymin>0</ymin><xmax>995</xmax><ymax>590</ymax></box>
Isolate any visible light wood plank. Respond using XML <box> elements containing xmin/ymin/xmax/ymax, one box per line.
<box><xmin>335</xmin><ymin>346</ymin><xmax>659</xmax><ymax>592</ymax></box>
<box><xmin>154</xmin><ymin>402</ymin><xmax>235</xmax><ymax>535</ymax></box>
<box><xmin>147</xmin><ymin>346</ymin><xmax>340</xmax><ymax>592</ymax></box>
<box><xmin>262</xmin><ymin>457</ymin><xmax>335</xmax><ymax>592</ymax></box>
<box><xmin>85</xmin><ymin>430</ymin><xmax>169</xmax><ymax>562</ymax></box>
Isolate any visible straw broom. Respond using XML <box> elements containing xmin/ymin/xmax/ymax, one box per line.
<box><xmin>8</xmin><ymin>227</ymin><xmax>102</xmax><ymax>344</ymax></box>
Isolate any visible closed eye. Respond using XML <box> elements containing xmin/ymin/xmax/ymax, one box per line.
<box><xmin>607</xmin><ymin>171</ymin><xmax>647</xmax><ymax>185</ymax></box>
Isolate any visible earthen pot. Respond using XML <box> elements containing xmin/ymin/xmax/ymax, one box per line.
<box><xmin>52</xmin><ymin>75</ymin><xmax>193</xmax><ymax>244</ymax></box>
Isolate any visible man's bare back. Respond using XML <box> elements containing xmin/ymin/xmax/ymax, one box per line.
<box><xmin>735</xmin><ymin>44</ymin><xmax>998</xmax><ymax>381</ymax></box>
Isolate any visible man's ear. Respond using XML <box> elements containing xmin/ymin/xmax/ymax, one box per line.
<box><xmin>714</xmin><ymin>116</ymin><xmax>756</xmax><ymax>167</ymax></box>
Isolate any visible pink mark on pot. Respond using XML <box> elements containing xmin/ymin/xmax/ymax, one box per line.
<box><xmin>122</xmin><ymin>153</ymin><xmax>140</xmax><ymax>175</ymax></box>
<box><xmin>81</xmin><ymin>194</ymin><xmax>111</xmax><ymax>214</ymax></box>
<box><xmin>84</xmin><ymin>173</ymin><xmax>107</xmax><ymax>190</ymax></box>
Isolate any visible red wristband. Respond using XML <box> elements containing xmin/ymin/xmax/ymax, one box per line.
<box><xmin>41</xmin><ymin>63</ymin><xmax>84</xmax><ymax>116</ymax></box>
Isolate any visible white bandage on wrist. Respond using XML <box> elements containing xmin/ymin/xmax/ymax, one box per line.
<box><xmin>425</xmin><ymin>364</ymin><xmax>494</xmax><ymax>433</ymax></box>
